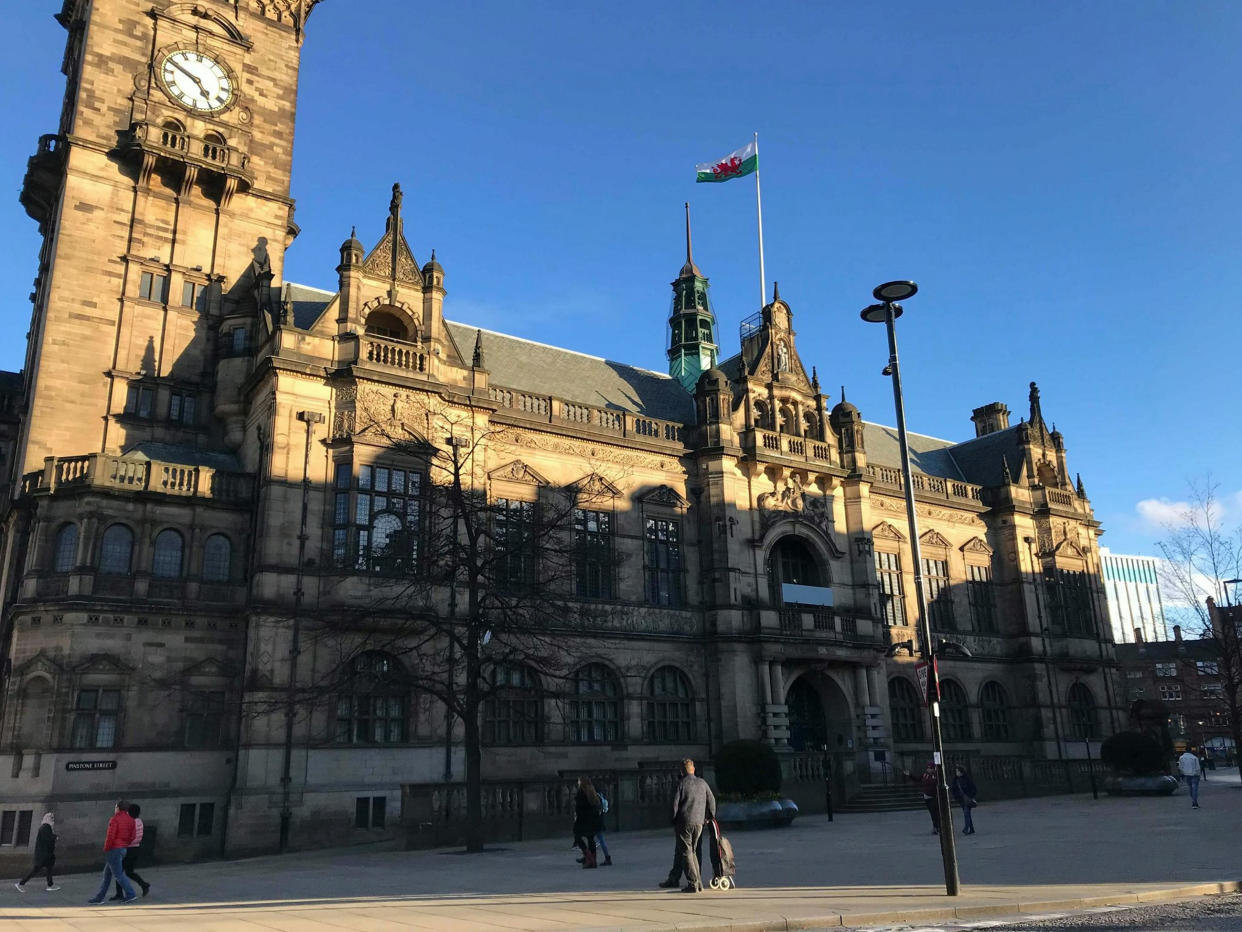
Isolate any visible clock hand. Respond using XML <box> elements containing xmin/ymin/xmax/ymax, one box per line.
<box><xmin>168</xmin><ymin>57</ymin><xmax>209</xmax><ymax>96</ymax></box>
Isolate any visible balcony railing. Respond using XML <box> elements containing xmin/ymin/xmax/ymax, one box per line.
<box><xmin>487</xmin><ymin>384</ymin><xmax>684</xmax><ymax>447</ymax></box>
<box><xmin>21</xmin><ymin>454</ymin><xmax>252</xmax><ymax>504</ymax></box>
<box><xmin>863</xmin><ymin>464</ymin><xmax>985</xmax><ymax>504</ymax></box>
<box><xmin>745</xmin><ymin>429</ymin><xmax>836</xmax><ymax>466</ymax></box>
<box><xmin>120</xmin><ymin>122</ymin><xmax>253</xmax><ymax>189</ymax></box>
<box><xmin>360</xmin><ymin>333</ymin><xmax>428</xmax><ymax>374</ymax></box>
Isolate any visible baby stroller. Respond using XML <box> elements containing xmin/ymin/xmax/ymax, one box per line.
<box><xmin>706</xmin><ymin>817</ymin><xmax>736</xmax><ymax>889</ymax></box>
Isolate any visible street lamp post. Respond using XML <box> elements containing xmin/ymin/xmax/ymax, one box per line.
<box><xmin>861</xmin><ymin>282</ymin><xmax>960</xmax><ymax>897</ymax></box>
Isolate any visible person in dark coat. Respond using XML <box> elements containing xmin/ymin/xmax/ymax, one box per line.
<box><xmin>15</xmin><ymin>813</ymin><xmax>59</xmax><ymax>892</ymax></box>
<box><xmin>660</xmin><ymin>758</ymin><xmax>716</xmax><ymax>894</ymax></box>
<box><xmin>572</xmin><ymin>777</ymin><xmax>604</xmax><ymax>868</ymax></box>
<box><xmin>950</xmin><ymin>765</ymin><xmax>978</xmax><ymax>835</ymax></box>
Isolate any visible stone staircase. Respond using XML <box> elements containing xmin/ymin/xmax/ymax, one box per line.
<box><xmin>836</xmin><ymin>783</ymin><xmax>926</xmax><ymax>813</ymax></box>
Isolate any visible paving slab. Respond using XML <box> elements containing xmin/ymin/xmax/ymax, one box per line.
<box><xmin>4</xmin><ymin>773</ymin><xmax>1241</xmax><ymax>930</ymax></box>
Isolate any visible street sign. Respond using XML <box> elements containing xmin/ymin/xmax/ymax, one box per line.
<box><xmin>915</xmin><ymin>661</ymin><xmax>930</xmax><ymax>703</ymax></box>
<box><xmin>65</xmin><ymin>760</ymin><xmax>117</xmax><ymax>772</ymax></box>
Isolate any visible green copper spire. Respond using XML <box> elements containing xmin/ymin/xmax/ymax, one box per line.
<box><xmin>668</xmin><ymin>203</ymin><xmax>718</xmax><ymax>392</ymax></box>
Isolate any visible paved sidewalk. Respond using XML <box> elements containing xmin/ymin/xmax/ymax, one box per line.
<box><xmin>3</xmin><ymin>773</ymin><xmax>1240</xmax><ymax>930</ymax></box>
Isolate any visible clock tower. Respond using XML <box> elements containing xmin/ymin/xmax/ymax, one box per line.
<box><xmin>16</xmin><ymin>0</ymin><xmax>320</xmax><ymax>471</ymax></box>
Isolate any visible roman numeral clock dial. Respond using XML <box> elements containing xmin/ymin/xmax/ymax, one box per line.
<box><xmin>159</xmin><ymin>50</ymin><xmax>235</xmax><ymax>113</ymax></box>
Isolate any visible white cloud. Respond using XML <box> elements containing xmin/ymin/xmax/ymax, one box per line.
<box><xmin>1135</xmin><ymin>497</ymin><xmax>1192</xmax><ymax>531</ymax></box>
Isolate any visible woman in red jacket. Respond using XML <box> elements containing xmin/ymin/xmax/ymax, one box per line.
<box><xmin>86</xmin><ymin>800</ymin><xmax>137</xmax><ymax>904</ymax></box>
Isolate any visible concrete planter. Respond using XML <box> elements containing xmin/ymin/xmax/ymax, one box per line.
<box><xmin>1104</xmin><ymin>774</ymin><xmax>1179</xmax><ymax>796</ymax></box>
<box><xmin>717</xmin><ymin>798</ymin><xmax>799</xmax><ymax>828</ymax></box>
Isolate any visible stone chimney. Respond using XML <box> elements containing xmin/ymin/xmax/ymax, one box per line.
<box><xmin>971</xmin><ymin>402</ymin><xmax>1011</xmax><ymax>438</ymax></box>
<box><xmin>1134</xmin><ymin>627</ymin><xmax>1143</xmax><ymax>644</ymax></box>
<box><xmin>1173</xmin><ymin>624</ymin><xmax>1182</xmax><ymax>641</ymax></box>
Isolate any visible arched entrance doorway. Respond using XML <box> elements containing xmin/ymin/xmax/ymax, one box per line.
<box><xmin>785</xmin><ymin>671</ymin><xmax>858</xmax><ymax>801</ymax></box>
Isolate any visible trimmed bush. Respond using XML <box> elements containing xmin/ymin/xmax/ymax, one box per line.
<box><xmin>714</xmin><ymin>739</ymin><xmax>783</xmax><ymax>797</ymax></box>
<box><xmin>1100</xmin><ymin>730</ymin><xmax>1167</xmax><ymax>775</ymax></box>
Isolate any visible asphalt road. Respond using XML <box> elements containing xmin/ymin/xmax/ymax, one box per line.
<box><xmin>846</xmin><ymin>892</ymin><xmax>1242</xmax><ymax>931</ymax></box>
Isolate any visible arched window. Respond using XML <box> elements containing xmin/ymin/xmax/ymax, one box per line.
<box><xmin>778</xmin><ymin>404</ymin><xmax>796</xmax><ymax>435</ymax></box>
<box><xmin>939</xmin><ymin>679</ymin><xmax>972</xmax><ymax>742</ymax></box>
<box><xmin>364</xmin><ymin>309</ymin><xmax>410</xmax><ymax>341</ymax></box>
<box><xmin>979</xmin><ymin>681</ymin><xmax>1011</xmax><ymax>741</ymax></box>
<box><xmin>202</xmin><ymin>131</ymin><xmax>226</xmax><ymax>163</ymax></box>
<box><xmin>483</xmin><ymin>663</ymin><xmax>541</xmax><ymax>745</ymax></box>
<box><xmin>753</xmin><ymin>400</ymin><xmax>770</xmax><ymax>430</ymax></box>
<box><xmin>151</xmin><ymin>529</ymin><xmax>184</xmax><ymax>579</ymax></box>
<box><xmin>644</xmin><ymin>666</ymin><xmax>694</xmax><ymax>743</ymax></box>
<box><xmin>772</xmin><ymin>537</ymin><xmax>823</xmax><ymax>589</ymax></box>
<box><xmin>803</xmin><ymin>411</ymin><xmax>819</xmax><ymax>440</ymax></box>
<box><xmin>1067</xmin><ymin>682</ymin><xmax>1098</xmax><ymax>740</ymax></box>
<box><xmin>568</xmin><ymin>663</ymin><xmax>622</xmax><ymax>744</ymax></box>
<box><xmin>99</xmin><ymin>525</ymin><xmax>134</xmax><ymax>575</ymax></box>
<box><xmin>52</xmin><ymin>523</ymin><xmax>78</xmax><ymax>573</ymax></box>
<box><xmin>202</xmin><ymin>534</ymin><xmax>232</xmax><ymax>582</ymax></box>
<box><xmin>335</xmin><ymin>652</ymin><xmax>407</xmax><ymax>744</ymax></box>
<box><xmin>888</xmin><ymin>677</ymin><xmax>925</xmax><ymax>742</ymax></box>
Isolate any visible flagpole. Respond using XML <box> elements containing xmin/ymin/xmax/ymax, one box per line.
<box><xmin>754</xmin><ymin>131</ymin><xmax>767</xmax><ymax>309</ymax></box>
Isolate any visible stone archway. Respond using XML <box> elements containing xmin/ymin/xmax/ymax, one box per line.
<box><xmin>785</xmin><ymin>672</ymin><xmax>853</xmax><ymax>753</ymax></box>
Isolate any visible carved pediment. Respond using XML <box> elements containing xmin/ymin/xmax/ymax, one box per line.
<box><xmin>640</xmin><ymin>485</ymin><xmax>689</xmax><ymax>509</ymax></box>
<box><xmin>572</xmin><ymin>473</ymin><xmax>621</xmax><ymax>500</ymax></box>
<box><xmin>871</xmin><ymin>520</ymin><xmax>906</xmax><ymax>542</ymax></box>
<box><xmin>361</xmin><ymin>229</ymin><xmax>423</xmax><ymax>286</ymax></box>
<box><xmin>1052</xmin><ymin>537</ymin><xmax>1087</xmax><ymax>560</ymax></box>
<box><xmin>14</xmin><ymin>650</ymin><xmax>63</xmax><ymax>678</ymax></box>
<box><xmin>960</xmin><ymin>536</ymin><xmax>993</xmax><ymax>556</ymax></box>
<box><xmin>73</xmin><ymin>653</ymin><xmax>134</xmax><ymax>675</ymax></box>
<box><xmin>182</xmin><ymin>657</ymin><xmax>235</xmax><ymax>679</ymax></box>
<box><xmin>919</xmin><ymin>529</ymin><xmax>952</xmax><ymax>549</ymax></box>
<box><xmin>489</xmin><ymin>460</ymin><xmax>548</xmax><ymax>486</ymax></box>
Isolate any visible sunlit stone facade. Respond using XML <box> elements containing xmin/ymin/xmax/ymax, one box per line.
<box><xmin>0</xmin><ymin>0</ymin><xmax>1119</xmax><ymax>867</ymax></box>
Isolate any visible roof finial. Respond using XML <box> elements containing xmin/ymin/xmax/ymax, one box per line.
<box><xmin>1028</xmin><ymin>380</ymin><xmax>1045</xmax><ymax>432</ymax></box>
<box><xmin>840</xmin><ymin>385</ymin><xmax>846</xmax><ymax>402</ymax></box>
<box><xmin>350</xmin><ymin>225</ymin><xmax>356</xmax><ymax>238</ymax></box>
<box><xmin>684</xmin><ymin>202</ymin><xmax>693</xmax><ymax>266</ymax></box>
<box><xmin>772</xmin><ymin>281</ymin><xmax>781</xmax><ymax>302</ymax></box>
<box><xmin>1076</xmin><ymin>472</ymin><xmax>1087</xmax><ymax>498</ymax></box>
<box><xmin>472</xmin><ymin>329</ymin><xmax>485</xmax><ymax>369</ymax></box>
<box><xmin>1001</xmin><ymin>454</ymin><xmax>1013</xmax><ymax>484</ymax></box>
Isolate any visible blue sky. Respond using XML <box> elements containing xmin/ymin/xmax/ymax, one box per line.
<box><xmin>2</xmin><ymin>1</ymin><xmax>1239</xmax><ymax>554</ymax></box>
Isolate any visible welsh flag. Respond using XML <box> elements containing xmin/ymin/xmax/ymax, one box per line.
<box><xmin>695</xmin><ymin>140</ymin><xmax>758</xmax><ymax>183</ymax></box>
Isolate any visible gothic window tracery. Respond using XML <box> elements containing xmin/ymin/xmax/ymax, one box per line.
<box><xmin>568</xmin><ymin>663</ymin><xmax>622</xmax><ymax>744</ymax></box>
<box><xmin>644</xmin><ymin>666</ymin><xmax>694</xmax><ymax>743</ymax></box>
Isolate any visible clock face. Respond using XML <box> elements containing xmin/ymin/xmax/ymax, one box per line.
<box><xmin>160</xmin><ymin>50</ymin><xmax>234</xmax><ymax>113</ymax></box>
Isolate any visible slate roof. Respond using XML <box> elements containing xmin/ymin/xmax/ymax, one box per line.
<box><xmin>1114</xmin><ymin>638</ymin><xmax>1216</xmax><ymax>665</ymax></box>
<box><xmin>278</xmin><ymin>283</ymin><xmax>1019</xmax><ymax>481</ymax></box>
<box><xmin>446</xmin><ymin>322</ymin><xmax>694</xmax><ymax>422</ymax></box>
<box><xmin>287</xmin><ymin>283</ymin><xmax>335</xmax><ymax>330</ymax></box>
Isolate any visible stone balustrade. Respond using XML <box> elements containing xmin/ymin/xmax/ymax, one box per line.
<box><xmin>862</xmin><ymin>463</ymin><xmax>985</xmax><ymax>504</ymax></box>
<box><xmin>487</xmin><ymin>384</ymin><xmax>684</xmax><ymax>446</ymax></box>
<box><xmin>21</xmin><ymin>453</ymin><xmax>253</xmax><ymax>504</ymax></box>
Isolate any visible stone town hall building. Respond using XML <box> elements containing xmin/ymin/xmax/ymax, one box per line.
<box><xmin>0</xmin><ymin>0</ymin><xmax>1119</xmax><ymax>865</ymax></box>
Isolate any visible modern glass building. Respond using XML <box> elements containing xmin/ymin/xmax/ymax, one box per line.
<box><xmin>1100</xmin><ymin>548</ymin><xmax>1169</xmax><ymax>643</ymax></box>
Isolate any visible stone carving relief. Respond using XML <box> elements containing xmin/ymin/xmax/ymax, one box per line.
<box><xmin>504</xmin><ymin>430</ymin><xmax>678</xmax><ymax>472</ymax></box>
<box><xmin>960</xmin><ymin>536</ymin><xmax>993</xmax><ymax>556</ymax></box>
<box><xmin>919</xmin><ymin>529</ymin><xmax>952</xmax><ymax>549</ymax></box>
<box><xmin>871</xmin><ymin>495</ymin><xmax>984</xmax><ymax>528</ymax></box>
<box><xmin>641</xmin><ymin>485</ymin><xmax>689</xmax><ymax>509</ymax></box>
<box><xmin>757</xmin><ymin>473</ymin><xmax>832</xmax><ymax>533</ymax></box>
<box><xmin>489</xmin><ymin>460</ymin><xmax>548</xmax><ymax>485</ymax></box>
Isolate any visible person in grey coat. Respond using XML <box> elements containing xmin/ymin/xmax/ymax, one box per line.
<box><xmin>660</xmin><ymin>758</ymin><xmax>716</xmax><ymax>893</ymax></box>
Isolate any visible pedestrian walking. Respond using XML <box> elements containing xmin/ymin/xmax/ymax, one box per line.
<box><xmin>111</xmin><ymin>803</ymin><xmax>150</xmax><ymax>899</ymax></box>
<box><xmin>903</xmin><ymin>762</ymin><xmax>941</xmax><ymax>834</ymax></box>
<box><xmin>87</xmin><ymin>800</ymin><xmax>137</xmax><ymax>904</ymax></box>
<box><xmin>1178</xmin><ymin>746</ymin><xmax>1202</xmax><ymax>809</ymax></box>
<box><xmin>658</xmin><ymin>758</ymin><xmax>716</xmax><ymax>894</ymax></box>
<box><xmin>950</xmin><ymin>765</ymin><xmax>978</xmax><ymax>835</ymax></box>
<box><xmin>14</xmin><ymin>813</ymin><xmax>59</xmax><ymax>892</ymax></box>
<box><xmin>572</xmin><ymin>777</ymin><xmax>604</xmax><ymax>869</ymax></box>
<box><xmin>595</xmin><ymin>789</ymin><xmax>612</xmax><ymax>866</ymax></box>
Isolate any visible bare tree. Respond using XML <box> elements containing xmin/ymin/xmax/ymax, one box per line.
<box><xmin>1155</xmin><ymin>476</ymin><xmax>1242</xmax><ymax>782</ymax></box>
<box><xmin>304</xmin><ymin>389</ymin><xmax>622</xmax><ymax>850</ymax></box>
